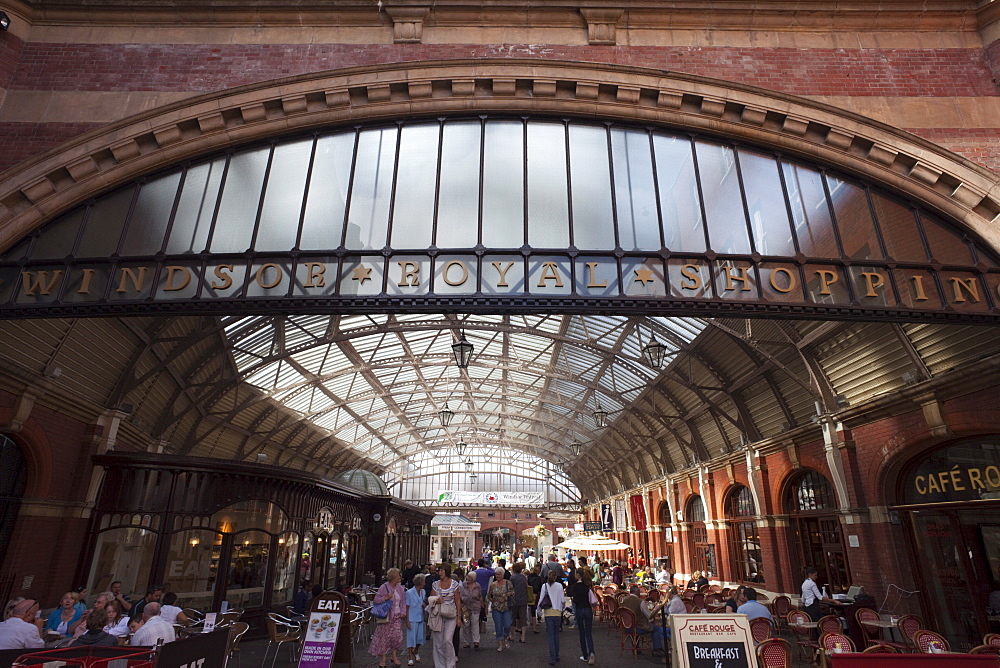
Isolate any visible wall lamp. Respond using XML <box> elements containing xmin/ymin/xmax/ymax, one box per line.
<box><xmin>0</xmin><ymin>12</ymin><xmax>10</xmax><ymax>32</ymax></box>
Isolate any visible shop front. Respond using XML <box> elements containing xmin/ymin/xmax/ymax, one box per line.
<box><xmin>895</xmin><ymin>436</ymin><xmax>1000</xmax><ymax>651</ymax></box>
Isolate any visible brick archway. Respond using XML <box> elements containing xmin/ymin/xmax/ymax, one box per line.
<box><xmin>1</xmin><ymin>59</ymin><xmax>1000</xmax><ymax>255</ymax></box>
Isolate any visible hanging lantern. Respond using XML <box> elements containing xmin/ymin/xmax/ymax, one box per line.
<box><xmin>593</xmin><ymin>404</ymin><xmax>608</xmax><ymax>428</ymax></box>
<box><xmin>438</xmin><ymin>403</ymin><xmax>455</xmax><ymax>427</ymax></box>
<box><xmin>452</xmin><ymin>331</ymin><xmax>473</xmax><ymax>368</ymax></box>
<box><xmin>642</xmin><ymin>336</ymin><xmax>668</xmax><ymax>368</ymax></box>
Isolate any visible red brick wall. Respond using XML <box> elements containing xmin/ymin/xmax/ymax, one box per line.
<box><xmin>0</xmin><ymin>32</ymin><xmax>24</xmax><ymax>90</ymax></box>
<box><xmin>0</xmin><ymin>122</ymin><xmax>103</xmax><ymax>174</ymax></box>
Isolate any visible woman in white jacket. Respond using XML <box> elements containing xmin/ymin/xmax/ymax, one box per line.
<box><xmin>537</xmin><ymin>570</ymin><xmax>566</xmax><ymax>666</ymax></box>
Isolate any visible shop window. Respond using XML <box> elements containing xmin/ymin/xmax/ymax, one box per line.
<box><xmin>0</xmin><ymin>435</ymin><xmax>27</xmax><ymax>570</ymax></box>
<box><xmin>86</xmin><ymin>527</ymin><xmax>158</xmax><ymax>598</ymax></box>
<box><xmin>786</xmin><ymin>469</ymin><xmax>848</xmax><ymax>593</ymax></box>
<box><xmin>791</xmin><ymin>470</ymin><xmax>835</xmax><ymax>512</ymax></box>
<box><xmin>211</xmin><ymin>499</ymin><xmax>287</xmax><ymax>535</ymax></box>
<box><xmin>726</xmin><ymin>486</ymin><xmax>764</xmax><ymax>583</ymax></box>
<box><xmin>227</xmin><ymin>530</ymin><xmax>269</xmax><ymax>610</ymax></box>
<box><xmin>163</xmin><ymin>529</ymin><xmax>222</xmax><ymax>611</ymax></box>
<box><xmin>686</xmin><ymin>496</ymin><xmax>715</xmax><ymax>576</ymax></box>
<box><xmin>272</xmin><ymin>533</ymin><xmax>300</xmax><ymax>606</ymax></box>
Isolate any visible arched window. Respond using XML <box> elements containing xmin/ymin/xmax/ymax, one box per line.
<box><xmin>726</xmin><ymin>486</ymin><xmax>764</xmax><ymax>583</ymax></box>
<box><xmin>0</xmin><ymin>435</ymin><xmax>28</xmax><ymax>570</ymax></box>
<box><xmin>685</xmin><ymin>495</ymin><xmax>715</xmax><ymax>577</ymax></box>
<box><xmin>786</xmin><ymin>470</ymin><xmax>848</xmax><ymax>593</ymax></box>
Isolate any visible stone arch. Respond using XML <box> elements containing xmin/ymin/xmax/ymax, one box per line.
<box><xmin>2</xmin><ymin>59</ymin><xmax>1000</xmax><ymax>255</ymax></box>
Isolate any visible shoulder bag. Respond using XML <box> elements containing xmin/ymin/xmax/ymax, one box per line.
<box><xmin>539</xmin><ymin>584</ymin><xmax>552</xmax><ymax>610</ymax></box>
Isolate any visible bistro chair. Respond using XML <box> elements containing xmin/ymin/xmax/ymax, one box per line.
<box><xmin>720</xmin><ymin>587</ymin><xmax>732</xmax><ymax>598</ymax></box>
<box><xmin>984</xmin><ymin>633</ymin><xmax>1000</xmax><ymax>647</ymax></box>
<box><xmin>692</xmin><ymin>593</ymin><xmax>705</xmax><ymax>609</ymax></box>
<box><xmin>616</xmin><ymin>607</ymin><xmax>650</xmax><ymax>656</ymax></box>
<box><xmin>182</xmin><ymin>608</ymin><xmax>204</xmax><ymax>623</ymax></box>
<box><xmin>817</xmin><ymin>614</ymin><xmax>843</xmax><ymax>637</ymax></box>
<box><xmin>217</xmin><ymin>611</ymin><xmax>242</xmax><ymax>626</ymax></box>
<box><xmin>646</xmin><ymin>589</ymin><xmax>660</xmax><ymax>603</ymax></box>
<box><xmin>603</xmin><ymin>596</ymin><xmax>620</xmax><ymax>633</ymax></box>
<box><xmin>749</xmin><ymin>617</ymin><xmax>774</xmax><ymax>645</ymax></box>
<box><xmin>913</xmin><ymin>629</ymin><xmax>950</xmax><ymax>653</ymax></box>
<box><xmin>855</xmin><ymin>608</ymin><xmax>883</xmax><ymax>647</ymax></box>
<box><xmin>638</xmin><ymin>585</ymin><xmax>648</xmax><ymax>595</ymax></box>
<box><xmin>708</xmin><ymin>584</ymin><xmax>722</xmax><ymax>594</ymax></box>
<box><xmin>862</xmin><ymin>643</ymin><xmax>898</xmax><ymax>653</ymax></box>
<box><xmin>970</xmin><ymin>645</ymin><xmax>1000</xmax><ymax>655</ymax></box>
<box><xmin>771</xmin><ymin>596</ymin><xmax>792</xmax><ymax>632</ymax></box>
<box><xmin>819</xmin><ymin>632</ymin><xmax>855</xmax><ymax>668</ymax></box>
<box><xmin>896</xmin><ymin>614</ymin><xmax>924</xmax><ymax>649</ymax></box>
<box><xmin>603</xmin><ymin>586</ymin><xmax>617</xmax><ymax>596</ymax></box>
<box><xmin>683</xmin><ymin>600</ymin><xmax>697</xmax><ymax>613</ymax></box>
<box><xmin>756</xmin><ymin>637</ymin><xmax>792</xmax><ymax>668</ymax></box>
<box><xmin>226</xmin><ymin>621</ymin><xmax>249</xmax><ymax>668</ymax></box>
<box><xmin>787</xmin><ymin>610</ymin><xmax>819</xmax><ymax>662</ymax></box>
<box><xmin>264</xmin><ymin>613</ymin><xmax>304</xmax><ymax>668</ymax></box>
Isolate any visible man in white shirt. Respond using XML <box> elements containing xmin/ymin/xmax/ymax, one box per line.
<box><xmin>655</xmin><ymin>565</ymin><xmax>671</xmax><ymax>585</ymax></box>
<box><xmin>736</xmin><ymin>588</ymin><xmax>773</xmax><ymax>623</ymax></box>
<box><xmin>130</xmin><ymin>603</ymin><xmax>175</xmax><ymax>646</ymax></box>
<box><xmin>0</xmin><ymin>599</ymin><xmax>44</xmax><ymax>650</ymax></box>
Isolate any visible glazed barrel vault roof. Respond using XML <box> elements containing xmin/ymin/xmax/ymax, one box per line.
<box><xmin>1</xmin><ymin>117</ymin><xmax>1000</xmax><ymax>506</ymax></box>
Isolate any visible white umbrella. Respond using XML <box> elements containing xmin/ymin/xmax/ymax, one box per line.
<box><xmin>557</xmin><ymin>534</ymin><xmax>630</xmax><ymax>551</ymax></box>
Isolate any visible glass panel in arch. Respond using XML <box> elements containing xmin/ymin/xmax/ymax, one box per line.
<box><xmin>210</xmin><ymin>147</ymin><xmax>270</xmax><ymax>253</ymax></box>
<box><xmin>483</xmin><ymin>121</ymin><xmax>524</xmax><ymax>248</ymax></box>
<box><xmin>228</xmin><ymin>530</ymin><xmax>270</xmax><ymax>609</ymax></box>
<box><xmin>759</xmin><ymin>262</ymin><xmax>804</xmax><ymax>303</ymax></box>
<box><xmin>211</xmin><ymin>499</ymin><xmax>287</xmax><ymax>534</ymax></box>
<box><xmin>939</xmin><ymin>272</ymin><xmax>991</xmax><ymax>312</ymax></box>
<box><xmin>246</xmin><ymin>260</ymin><xmax>292</xmax><ymax>298</ymax></box>
<box><xmin>654</xmin><ymin>134</ymin><xmax>704</xmax><ymax>252</ymax></box>
<box><xmin>697</xmin><ymin>143</ymin><xmax>752</xmax><ymax>255</ymax></box>
<box><xmin>569</xmin><ymin>124</ymin><xmax>614</xmax><ymax>249</ymax></box>
<box><xmin>433</xmin><ymin>256</ymin><xmax>478</xmax><ymax>295</ymax></box>
<box><xmin>527</xmin><ymin>122</ymin><xmax>569</xmax><ymax>248</ymax></box>
<box><xmin>346</xmin><ymin>126</ymin><xmax>398</xmax><ymax>251</ymax></box>
<box><xmin>871</xmin><ymin>193</ymin><xmax>926</xmax><ymax>262</ymax></box>
<box><xmin>827</xmin><ymin>176</ymin><xmax>882</xmax><ymax>260</ymax></box>
<box><xmin>166</xmin><ymin>159</ymin><xmax>225</xmax><ymax>254</ymax></box>
<box><xmin>86</xmin><ymin>527</ymin><xmax>157</xmax><ymax>600</ymax></box>
<box><xmin>255</xmin><ymin>139</ymin><xmax>313</xmax><ymax>251</ymax></box>
<box><xmin>391</xmin><ymin>123</ymin><xmax>439</xmax><ymax>249</ymax></box>
<box><xmin>713</xmin><ymin>261</ymin><xmax>759</xmax><ymax>300</ymax></box>
<box><xmin>273</xmin><ymin>533</ymin><xmax>300</xmax><ymax>606</ymax></box>
<box><xmin>921</xmin><ymin>215</ymin><xmax>974</xmax><ymax>266</ymax></box>
<box><xmin>848</xmin><ymin>265</ymin><xmax>896</xmax><ymax>306</ymax></box>
<box><xmin>740</xmin><ymin>149</ymin><xmax>795</xmax><ymax>257</ymax></box>
<box><xmin>612</xmin><ymin>128</ymin><xmax>660</xmax><ymax>251</ymax></box>
<box><xmin>300</xmin><ymin>133</ymin><xmax>354</xmax><ymax>250</ymax></box>
<box><xmin>895</xmin><ymin>268</ymin><xmax>942</xmax><ymax>309</ymax></box>
<box><xmin>120</xmin><ymin>172</ymin><xmax>182</xmax><ymax>256</ymax></box>
<box><xmin>804</xmin><ymin>264</ymin><xmax>850</xmax><ymax>305</ymax></box>
<box><xmin>437</xmin><ymin>121</ymin><xmax>482</xmax><ymax>248</ymax></box>
<box><xmin>164</xmin><ymin>529</ymin><xmax>220</xmax><ymax>611</ymax></box>
<box><xmin>61</xmin><ymin>264</ymin><xmax>110</xmax><ymax>302</ymax></box>
<box><xmin>781</xmin><ymin>162</ymin><xmax>838</xmax><ymax>259</ymax></box>
<box><xmin>29</xmin><ymin>209</ymin><xmax>85</xmax><ymax>260</ymax></box>
<box><xmin>77</xmin><ymin>188</ymin><xmax>134</xmax><ymax>258</ymax></box>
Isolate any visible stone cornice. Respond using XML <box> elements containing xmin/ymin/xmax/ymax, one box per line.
<box><xmin>1</xmin><ymin>58</ymin><xmax>999</xmax><ymax>256</ymax></box>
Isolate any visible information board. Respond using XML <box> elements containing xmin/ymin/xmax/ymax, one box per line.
<box><xmin>583</xmin><ymin>521</ymin><xmax>602</xmax><ymax>531</ymax></box>
<box><xmin>298</xmin><ymin>590</ymin><xmax>351</xmax><ymax>668</ymax></box>
<box><xmin>671</xmin><ymin>614</ymin><xmax>753</xmax><ymax>668</ymax></box>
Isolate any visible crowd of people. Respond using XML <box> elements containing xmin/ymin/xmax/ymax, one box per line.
<box><xmin>0</xmin><ymin>581</ymin><xmax>177</xmax><ymax>651</ymax></box>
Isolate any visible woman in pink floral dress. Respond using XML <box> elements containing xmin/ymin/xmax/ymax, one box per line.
<box><xmin>369</xmin><ymin>568</ymin><xmax>408</xmax><ymax>667</ymax></box>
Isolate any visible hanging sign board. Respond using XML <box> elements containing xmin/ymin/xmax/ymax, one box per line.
<box><xmin>583</xmin><ymin>521</ymin><xmax>602</xmax><ymax>531</ymax></box>
<box><xmin>671</xmin><ymin>614</ymin><xmax>753</xmax><ymax>668</ymax></box>
<box><xmin>601</xmin><ymin>504</ymin><xmax>613</xmax><ymax>531</ymax></box>
<box><xmin>298</xmin><ymin>590</ymin><xmax>351</xmax><ymax>668</ymax></box>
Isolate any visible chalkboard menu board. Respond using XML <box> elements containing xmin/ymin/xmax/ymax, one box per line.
<box><xmin>672</xmin><ymin>614</ymin><xmax>753</xmax><ymax>668</ymax></box>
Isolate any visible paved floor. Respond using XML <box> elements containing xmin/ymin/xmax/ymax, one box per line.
<box><xmin>237</xmin><ymin>615</ymin><xmax>815</xmax><ymax>667</ymax></box>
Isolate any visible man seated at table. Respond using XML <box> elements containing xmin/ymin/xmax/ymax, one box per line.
<box><xmin>130</xmin><ymin>603</ymin><xmax>175</xmax><ymax>646</ymax></box>
<box><xmin>736</xmin><ymin>588</ymin><xmax>773</xmax><ymax>623</ymax></box>
<box><xmin>621</xmin><ymin>585</ymin><xmax>666</xmax><ymax>655</ymax></box>
<box><xmin>0</xmin><ymin>598</ymin><xmax>44</xmax><ymax>650</ymax></box>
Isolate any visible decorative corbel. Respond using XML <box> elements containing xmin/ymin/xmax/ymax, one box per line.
<box><xmin>579</xmin><ymin>8</ymin><xmax>625</xmax><ymax>46</ymax></box>
<box><xmin>384</xmin><ymin>6</ymin><xmax>430</xmax><ymax>44</ymax></box>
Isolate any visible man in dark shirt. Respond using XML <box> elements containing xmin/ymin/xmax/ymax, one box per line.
<box><xmin>474</xmin><ymin>559</ymin><xmax>494</xmax><ymax>632</ymax></box>
<box><xmin>401</xmin><ymin>560</ymin><xmax>421</xmax><ymax>588</ymax></box>
<box><xmin>540</xmin><ymin>554</ymin><xmax>566</xmax><ymax>582</ymax></box>
<box><xmin>130</xmin><ymin>586</ymin><xmax>162</xmax><ymax>621</ymax></box>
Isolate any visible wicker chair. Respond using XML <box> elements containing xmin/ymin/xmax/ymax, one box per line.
<box><xmin>817</xmin><ymin>614</ymin><xmax>842</xmax><ymax>637</ymax></box>
<box><xmin>617</xmin><ymin>607</ymin><xmax>650</xmax><ymax>656</ymax></box>
<box><xmin>818</xmin><ymin>632</ymin><xmax>855</xmax><ymax>668</ymax></box>
<box><xmin>757</xmin><ymin>638</ymin><xmax>792</xmax><ymax>668</ymax></box>
<box><xmin>787</xmin><ymin>610</ymin><xmax>819</xmax><ymax>662</ymax></box>
<box><xmin>771</xmin><ymin>595</ymin><xmax>792</xmax><ymax>632</ymax></box>
<box><xmin>692</xmin><ymin>593</ymin><xmax>705</xmax><ymax>609</ymax></box>
<box><xmin>896</xmin><ymin>614</ymin><xmax>923</xmax><ymax>649</ymax></box>
<box><xmin>603</xmin><ymin>596</ymin><xmax>620</xmax><ymax>633</ymax></box>
<box><xmin>855</xmin><ymin>608</ymin><xmax>883</xmax><ymax>647</ymax></box>
<box><xmin>913</xmin><ymin>629</ymin><xmax>950</xmax><ymax>653</ymax></box>
<box><xmin>862</xmin><ymin>643</ymin><xmax>898</xmax><ymax>653</ymax></box>
<box><xmin>750</xmin><ymin>617</ymin><xmax>774</xmax><ymax>645</ymax></box>
<box><xmin>969</xmin><ymin>645</ymin><xmax>1000</xmax><ymax>655</ymax></box>
<box><xmin>646</xmin><ymin>589</ymin><xmax>660</xmax><ymax>603</ymax></box>
<box><xmin>984</xmin><ymin>633</ymin><xmax>1000</xmax><ymax>647</ymax></box>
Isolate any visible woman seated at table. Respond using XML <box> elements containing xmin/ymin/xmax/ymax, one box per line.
<box><xmin>44</xmin><ymin>592</ymin><xmax>84</xmax><ymax>642</ymax></box>
<box><xmin>724</xmin><ymin>586</ymin><xmax>746</xmax><ymax>613</ymax></box>
<box><xmin>158</xmin><ymin>592</ymin><xmax>189</xmax><ymax>625</ymax></box>
<box><xmin>103</xmin><ymin>601</ymin><xmax>130</xmax><ymax>638</ymax></box>
<box><xmin>686</xmin><ymin>571</ymin><xmax>704</xmax><ymax>591</ymax></box>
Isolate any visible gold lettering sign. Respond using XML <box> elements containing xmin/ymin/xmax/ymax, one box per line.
<box><xmin>913</xmin><ymin>464</ymin><xmax>1000</xmax><ymax>497</ymax></box>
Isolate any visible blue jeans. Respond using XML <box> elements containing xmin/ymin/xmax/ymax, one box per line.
<box><xmin>575</xmin><ymin>607</ymin><xmax>594</xmax><ymax>658</ymax></box>
<box><xmin>545</xmin><ymin>615</ymin><xmax>561</xmax><ymax>663</ymax></box>
<box><xmin>651</xmin><ymin>625</ymin><xmax>664</xmax><ymax>651</ymax></box>
<box><xmin>492</xmin><ymin>608</ymin><xmax>512</xmax><ymax>640</ymax></box>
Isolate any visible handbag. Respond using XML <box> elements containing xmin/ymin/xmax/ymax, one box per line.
<box><xmin>588</xmin><ymin>588</ymin><xmax>599</xmax><ymax>607</ymax></box>
<box><xmin>539</xmin><ymin>585</ymin><xmax>552</xmax><ymax>610</ymax></box>
<box><xmin>439</xmin><ymin>603</ymin><xmax>457</xmax><ymax>619</ymax></box>
<box><xmin>371</xmin><ymin>598</ymin><xmax>393</xmax><ymax>619</ymax></box>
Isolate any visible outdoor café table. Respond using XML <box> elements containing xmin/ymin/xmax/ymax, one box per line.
<box><xmin>791</xmin><ymin>621</ymin><xmax>819</xmax><ymax>629</ymax></box>
<box><xmin>861</xmin><ymin>617</ymin><xmax>902</xmax><ymax>644</ymax></box>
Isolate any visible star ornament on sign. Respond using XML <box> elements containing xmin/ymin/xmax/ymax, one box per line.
<box><xmin>633</xmin><ymin>266</ymin><xmax>656</xmax><ymax>285</ymax></box>
<box><xmin>351</xmin><ymin>265</ymin><xmax>373</xmax><ymax>284</ymax></box>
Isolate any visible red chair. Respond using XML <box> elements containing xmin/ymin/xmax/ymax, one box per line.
<box><xmin>817</xmin><ymin>614</ymin><xmax>842</xmax><ymax>637</ymax></box>
<box><xmin>862</xmin><ymin>644</ymin><xmax>898</xmax><ymax>653</ymax></box>
<box><xmin>771</xmin><ymin>595</ymin><xmax>792</xmax><ymax>632</ymax></box>
<box><xmin>969</xmin><ymin>645</ymin><xmax>1000</xmax><ymax>655</ymax></box>
<box><xmin>683</xmin><ymin>600</ymin><xmax>697</xmax><ymax>613</ymax></box>
<box><xmin>819</xmin><ymin>632</ymin><xmax>855</xmax><ymax>668</ymax></box>
<box><xmin>750</xmin><ymin>617</ymin><xmax>774</xmax><ymax>645</ymax></box>
<box><xmin>756</xmin><ymin>637</ymin><xmax>792</xmax><ymax>668</ymax></box>
<box><xmin>603</xmin><ymin>596</ymin><xmax>620</xmax><ymax>632</ymax></box>
<box><xmin>896</xmin><ymin>614</ymin><xmax>923</xmax><ymax>649</ymax></box>
<box><xmin>617</xmin><ymin>607</ymin><xmax>650</xmax><ymax>656</ymax></box>
<box><xmin>913</xmin><ymin>629</ymin><xmax>950</xmax><ymax>653</ymax></box>
<box><xmin>788</xmin><ymin>611</ymin><xmax>819</xmax><ymax>662</ymax></box>
<box><xmin>692</xmin><ymin>593</ymin><xmax>705</xmax><ymax>609</ymax></box>
<box><xmin>984</xmin><ymin>633</ymin><xmax>1000</xmax><ymax>647</ymax></box>
<box><xmin>646</xmin><ymin>589</ymin><xmax>660</xmax><ymax>603</ymax></box>
<box><xmin>855</xmin><ymin>608</ymin><xmax>883</xmax><ymax>647</ymax></box>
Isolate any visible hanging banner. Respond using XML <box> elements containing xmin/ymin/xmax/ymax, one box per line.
<box><xmin>298</xmin><ymin>591</ymin><xmax>350</xmax><ymax>668</ymax></box>
<box><xmin>630</xmin><ymin>495</ymin><xmax>647</xmax><ymax>531</ymax></box>
<box><xmin>614</xmin><ymin>498</ymin><xmax>627</xmax><ymax>531</ymax></box>
<box><xmin>601</xmin><ymin>504</ymin><xmax>613</xmax><ymax>531</ymax></box>
<box><xmin>437</xmin><ymin>491</ymin><xmax>545</xmax><ymax>505</ymax></box>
